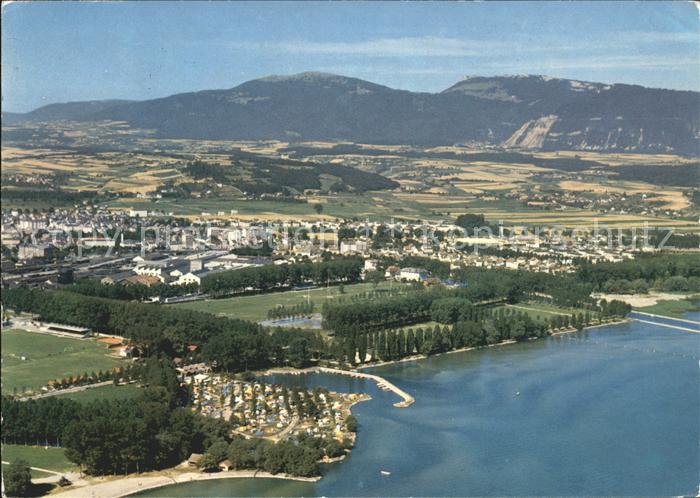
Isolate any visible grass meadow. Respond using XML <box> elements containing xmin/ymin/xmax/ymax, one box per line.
<box><xmin>1</xmin><ymin>444</ymin><xmax>77</xmax><ymax>477</ymax></box>
<box><xmin>635</xmin><ymin>298</ymin><xmax>700</xmax><ymax>318</ymax></box>
<box><xmin>1</xmin><ymin>329</ymin><xmax>124</xmax><ymax>395</ymax></box>
<box><xmin>171</xmin><ymin>281</ymin><xmax>406</xmax><ymax>322</ymax></box>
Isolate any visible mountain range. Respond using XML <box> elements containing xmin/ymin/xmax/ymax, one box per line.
<box><xmin>4</xmin><ymin>72</ymin><xmax>698</xmax><ymax>154</ymax></box>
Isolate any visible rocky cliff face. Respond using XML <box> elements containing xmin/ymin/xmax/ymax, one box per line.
<box><xmin>448</xmin><ymin>76</ymin><xmax>699</xmax><ymax>154</ymax></box>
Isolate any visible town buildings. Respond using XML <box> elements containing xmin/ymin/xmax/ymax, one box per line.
<box><xmin>0</xmin><ymin>206</ymin><xmax>676</xmax><ymax>291</ymax></box>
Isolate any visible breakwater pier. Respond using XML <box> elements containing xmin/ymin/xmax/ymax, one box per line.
<box><xmin>264</xmin><ymin>366</ymin><xmax>415</xmax><ymax>408</ymax></box>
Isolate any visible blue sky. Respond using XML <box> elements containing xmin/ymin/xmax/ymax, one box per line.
<box><xmin>2</xmin><ymin>1</ymin><xmax>698</xmax><ymax>112</ymax></box>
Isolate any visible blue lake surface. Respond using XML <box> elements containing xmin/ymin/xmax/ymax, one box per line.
<box><xmin>138</xmin><ymin>315</ymin><xmax>699</xmax><ymax>496</ymax></box>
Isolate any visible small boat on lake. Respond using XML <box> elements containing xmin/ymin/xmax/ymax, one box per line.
<box><xmin>380</xmin><ymin>470</ymin><xmax>391</xmax><ymax>476</ymax></box>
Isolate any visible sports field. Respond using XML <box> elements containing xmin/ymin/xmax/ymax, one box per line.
<box><xmin>172</xmin><ymin>281</ymin><xmax>407</xmax><ymax>322</ymax></box>
<box><xmin>1</xmin><ymin>329</ymin><xmax>125</xmax><ymax>395</ymax></box>
<box><xmin>1</xmin><ymin>444</ymin><xmax>77</xmax><ymax>477</ymax></box>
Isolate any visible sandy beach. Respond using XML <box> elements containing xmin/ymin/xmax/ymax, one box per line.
<box><xmin>54</xmin><ymin>469</ymin><xmax>320</xmax><ymax>498</ymax></box>
<box><xmin>594</xmin><ymin>291</ymin><xmax>695</xmax><ymax>308</ymax></box>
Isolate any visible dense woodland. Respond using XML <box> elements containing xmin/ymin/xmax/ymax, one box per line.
<box><xmin>613</xmin><ymin>163</ymin><xmax>700</xmax><ymax>187</ymax></box>
<box><xmin>267</xmin><ymin>301</ymin><xmax>315</xmax><ymax>320</ymax></box>
<box><xmin>183</xmin><ymin>152</ymin><xmax>398</xmax><ymax>196</ymax></box>
<box><xmin>281</xmin><ymin>146</ymin><xmax>608</xmax><ymax>172</ymax></box>
<box><xmin>336</xmin><ymin>299</ymin><xmax>629</xmax><ymax>364</ymax></box>
<box><xmin>66</xmin><ymin>278</ymin><xmax>199</xmax><ymax>301</ymax></box>
<box><xmin>326</xmin><ymin>293</ymin><xmax>629</xmax><ymax>364</ymax></box>
<box><xmin>201</xmin><ymin>257</ymin><xmax>363</xmax><ymax>296</ymax></box>
<box><xmin>577</xmin><ymin>253</ymin><xmax>700</xmax><ymax>294</ymax></box>
<box><xmin>0</xmin><ymin>188</ymin><xmax>100</xmax><ymax>205</ymax></box>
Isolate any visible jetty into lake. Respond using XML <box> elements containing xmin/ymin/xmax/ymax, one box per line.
<box><xmin>265</xmin><ymin>366</ymin><xmax>415</xmax><ymax>408</ymax></box>
<box><xmin>628</xmin><ymin>311</ymin><xmax>700</xmax><ymax>334</ymax></box>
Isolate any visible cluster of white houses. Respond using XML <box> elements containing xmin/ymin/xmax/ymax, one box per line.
<box><xmin>100</xmin><ymin>251</ymin><xmax>270</xmax><ymax>287</ymax></box>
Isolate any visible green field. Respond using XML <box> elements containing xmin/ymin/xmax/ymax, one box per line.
<box><xmin>105</xmin><ymin>191</ymin><xmax>526</xmax><ymax>222</ymax></box>
<box><xmin>1</xmin><ymin>444</ymin><xmax>77</xmax><ymax>476</ymax></box>
<box><xmin>108</xmin><ymin>195</ymin><xmax>317</xmax><ymax>217</ymax></box>
<box><xmin>102</xmin><ymin>190</ymin><xmax>699</xmax><ymax>232</ymax></box>
<box><xmin>60</xmin><ymin>383</ymin><xmax>143</xmax><ymax>403</ymax></box>
<box><xmin>499</xmin><ymin>302</ymin><xmax>587</xmax><ymax>324</ymax></box>
<box><xmin>635</xmin><ymin>298</ymin><xmax>700</xmax><ymax>318</ymax></box>
<box><xmin>105</xmin><ymin>191</ymin><xmax>436</xmax><ymax>220</ymax></box>
<box><xmin>1</xmin><ymin>464</ymin><xmax>54</xmax><ymax>480</ymax></box>
<box><xmin>1</xmin><ymin>330</ymin><xmax>125</xmax><ymax>395</ymax></box>
<box><xmin>319</xmin><ymin>192</ymin><xmax>440</xmax><ymax>219</ymax></box>
<box><xmin>171</xmin><ymin>281</ymin><xmax>407</xmax><ymax>322</ymax></box>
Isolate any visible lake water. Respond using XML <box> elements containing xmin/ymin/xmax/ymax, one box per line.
<box><xmin>138</xmin><ymin>314</ymin><xmax>699</xmax><ymax>496</ymax></box>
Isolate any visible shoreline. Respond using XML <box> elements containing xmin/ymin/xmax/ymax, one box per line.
<box><xmin>594</xmin><ymin>291</ymin><xmax>698</xmax><ymax>308</ymax></box>
<box><xmin>263</xmin><ymin>319</ymin><xmax>628</xmax><ymax>405</ymax></box>
<box><xmin>263</xmin><ymin>366</ymin><xmax>414</xmax><ymax>407</ymax></box>
<box><xmin>55</xmin><ymin>469</ymin><xmax>320</xmax><ymax>498</ymax></box>
<box><xmin>354</xmin><ymin>318</ymin><xmax>630</xmax><ymax>371</ymax></box>
<box><xmin>55</xmin><ymin>389</ymin><xmax>369</xmax><ymax>498</ymax></box>
<box><xmin>53</xmin><ymin>318</ymin><xmax>629</xmax><ymax>498</ymax></box>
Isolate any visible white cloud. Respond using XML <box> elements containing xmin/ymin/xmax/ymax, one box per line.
<box><xmin>231</xmin><ymin>36</ymin><xmax>523</xmax><ymax>57</ymax></box>
<box><xmin>615</xmin><ymin>30</ymin><xmax>698</xmax><ymax>45</ymax></box>
<box><xmin>312</xmin><ymin>64</ymin><xmax>465</xmax><ymax>76</ymax></box>
<box><xmin>484</xmin><ymin>54</ymin><xmax>699</xmax><ymax>71</ymax></box>
<box><xmin>229</xmin><ymin>30</ymin><xmax>697</xmax><ymax>60</ymax></box>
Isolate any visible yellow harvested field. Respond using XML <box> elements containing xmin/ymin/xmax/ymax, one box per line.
<box><xmin>559</xmin><ymin>180</ymin><xmax>690</xmax><ymax>210</ymax></box>
<box><xmin>479</xmin><ymin>183</ymin><xmax>521</xmax><ymax>191</ymax></box>
<box><xmin>393</xmin><ymin>193</ymin><xmax>471</xmax><ymax>204</ymax></box>
<box><xmin>453</xmin><ymin>184</ymin><xmax>484</xmax><ymax>194</ymax></box>
<box><xmin>560</xmin><ymin>180</ymin><xmax>628</xmax><ymax>194</ymax></box>
<box><xmin>648</xmin><ymin>194</ymin><xmax>689</xmax><ymax>211</ymax></box>
<box><xmin>292</xmin><ymin>141</ymin><xmax>338</xmax><ymax>149</ymax></box>
<box><xmin>3</xmin><ymin>133</ymin><xmax>697</xmax><ymax>232</ymax></box>
<box><xmin>1</xmin><ymin>147</ymin><xmax>69</xmax><ymax>159</ymax></box>
<box><xmin>535</xmin><ymin>151</ymin><xmax>691</xmax><ymax>166</ymax></box>
<box><xmin>468</xmin><ymin>160</ymin><xmax>546</xmax><ymax>172</ymax></box>
<box><xmin>1</xmin><ymin>145</ymin><xmax>193</xmax><ymax>194</ymax></box>
<box><xmin>425</xmin><ymin>187</ymin><xmax>451</xmax><ymax>194</ymax></box>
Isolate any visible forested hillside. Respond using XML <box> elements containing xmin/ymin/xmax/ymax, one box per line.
<box><xmin>6</xmin><ymin>73</ymin><xmax>698</xmax><ymax>154</ymax></box>
<box><xmin>185</xmin><ymin>152</ymin><xmax>398</xmax><ymax>195</ymax></box>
